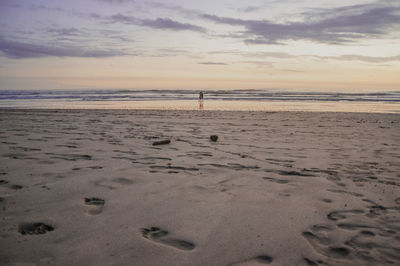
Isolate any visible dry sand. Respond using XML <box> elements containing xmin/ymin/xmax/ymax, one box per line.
<box><xmin>0</xmin><ymin>109</ymin><xmax>399</xmax><ymax>266</ymax></box>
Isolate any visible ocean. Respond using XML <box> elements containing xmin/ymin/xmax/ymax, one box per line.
<box><xmin>0</xmin><ymin>89</ymin><xmax>399</xmax><ymax>113</ymax></box>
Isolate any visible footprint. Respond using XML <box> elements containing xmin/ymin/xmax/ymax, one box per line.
<box><xmin>303</xmin><ymin>257</ymin><xmax>319</xmax><ymax>266</ymax></box>
<box><xmin>18</xmin><ymin>222</ymin><xmax>54</xmax><ymax>235</ymax></box>
<box><xmin>254</xmin><ymin>256</ymin><xmax>273</xmax><ymax>264</ymax></box>
<box><xmin>93</xmin><ymin>178</ymin><xmax>135</xmax><ymax>189</ymax></box>
<box><xmin>345</xmin><ymin>233</ymin><xmax>379</xmax><ymax>250</ymax></box>
<box><xmin>337</xmin><ymin>223</ymin><xmax>374</xmax><ymax>231</ymax></box>
<box><xmin>84</xmin><ymin>197</ymin><xmax>105</xmax><ymax>215</ymax></box>
<box><xmin>0</xmin><ymin>180</ymin><xmax>23</xmax><ymax>190</ymax></box>
<box><xmin>113</xmin><ymin>177</ymin><xmax>134</xmax><ymax>185</ymax></box>
<box><xmin>263</xmin><ymin>177</ymin><xmax>290</xmax><ymax>184</ymax></box>
<box><xmin>326</xmin><ymin>189</ymin><xmax>363</xmax><ymax>198</ymax></box>
<box><xmin>395</xmin><ymin>197</ymin><xmax>400</xmax><ymax>205</ymax></box>
<box><xmin>0</xmin><ymin>196</ymin><xmax>5</xmax><ymax>211</ymax></box>
<box><xmin>306</xmin><ymin>202</ymin><xmax>399</xmax><ymax>264</ymax></box>
<box><xmin>302</xmin><ymin>231</ymin><xmax>350</xmax><ymax>258</ymax></box>
<box><xmin>320</xmin><ymin>198</ymin><xmax>333</xmax><ymax>203</ymax></box>
<box><xmin>9</xmin><ymin>184</ymin><xmax>23</xmax><ymax>190</ymax></box>
<box><xmin>277</xmin><ymin>170</ymin><xmax>314</xmax><ymax>177</ymax></box>
<box><xmin>327</xmin><ymin>209</ymin><xmax>364</xmax><ymax>221</ymax></box>
<box><xmin>312</xmin><ymin>224</ymin><xmax>333</xmax><ymax>232</ymax></box>
<box><xmin>230</xmin><ymin>255</ymin><xmax>273</xmax><ymax>265</ymax></box>
<box><xmin>149</xmin><ymin>165</ymin><xmax>199</xmax><ymax>172</ymax></box>
<box><xmin>141</xmin><ymin>227</ymin><xmax>195</xmax><ymax>251</ymax></box>
<box><xmin>366</xmin><ymin>205</ymin><xmax>387</xmax><ymax>218</ymax></box>
<box><xmin>88</xmin><ymin>166</ymin><xmax>103</xmax><ymax>170</ymax></box>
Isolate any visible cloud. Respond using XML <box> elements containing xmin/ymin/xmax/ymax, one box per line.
<box><xmin>0</xmin><ymin>1</ymin><xmax>20</xmax><ymax>8</ymax></box>
<box><xmin>198</xmin><ymin>62</ymin><xmax>228</xmax><ymax>65</ymax></box>
<box><xmin>109</xmin><ymin>14</ymin><xmax>206</xmax><ymax>32</ymax></box>
<box><xmin>46</xmin><ymin>27</ymin><xmax>81</xmax><ymax>37</ymax></box>
<box><xmin>138</xmin><ymin>1</ymin><xmax>200</xmax><ymax>17</ymax></box>
<box><xmin>140</xmin><ymin>18</ymin><xmax>205</xmax><ymax>32</ymax></box>
<box><xmin>254</xmin><ymin>52</ymin><xmax>400</xmax><ymax>63</ymax></box>
<box><xmin>109</xmin><ymin>13</ymin><xmax>138</xmax><ymax>24</ymax></box>
<box><xmin>44</xmin><ymin>27</ymin><xmax>133</xmax><ymax>43</ymax></box>
<box><xmin>96</xmin><ymin>0</ymin><xmax>135</xmax><ymax>3</ymax></box>
<box><xmin>151</xmin><ymin>48</ymin><xmax>193</xmax><ymax>57</ymax></box>
<box><xmin>241</xmin><ymin>61</ymin><xmax>273</xmax><ymax>67</ymax></box>
<box><xmin>322</xmin><ymin>54</ymin><xmax>400</xmax><ymax>63</ymax></box>
<box><xmin>208</xmin><ymin>50</ymin><xmax>297</xmax><ymax>59</ymax></box>
<box><xmin>0</xmin><ymin>37</ymin><xmax>128</xmax><ymax>59</ymax></box>
<box><xmin>200</xmin><ymin>2</ymin><xmax>400</xmax><ymax>44</ymax></box>
<box><xmin>237</xmin><ymin>6</ymin><xmax>263</xmax><ymax>13</ymax></box>
<box><xmin>207</xmin><ymin>49</ymin><xmax>400</xmax><ymax>64</ymax></box>
<box><xmin>249</xmin><ymin>52</ymin><xmax>295</xmax><ymax>59</ymax></box>
<box><xmin>27</xmin><ymin>3</ymin><xmax>205</xmax><ymax>33</ymax></box>
<box><xmin>29</xmin><ymin>4</ymin><xmax>67</xmax><ymax>13</ymax></box>
<box><xmin>200</xmin><ymin>14</ymin><xmax>243</xmax><ymax>26</ymax></box>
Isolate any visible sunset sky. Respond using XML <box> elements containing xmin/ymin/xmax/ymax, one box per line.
<box><xmin>0</xmin><ymin>0</ymin><xmax>399</xmax><ymax>91</ymax></box>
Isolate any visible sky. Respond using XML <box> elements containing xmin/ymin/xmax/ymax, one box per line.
<box><xmin>0</xmin><ymin>0</ymin><xmax>399</xmax><ymax>91</ymax></box>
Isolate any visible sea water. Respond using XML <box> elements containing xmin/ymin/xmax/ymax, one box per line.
<box><xmin>0</xmin><ymin>89</ymin><xmax>399</xmax><ymax>113</ymax></box>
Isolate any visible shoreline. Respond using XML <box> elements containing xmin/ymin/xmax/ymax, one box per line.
<box><xmin>0</xmin><ymin>99</ymin><xmax>400</xmax><ymax>113</ymax></box>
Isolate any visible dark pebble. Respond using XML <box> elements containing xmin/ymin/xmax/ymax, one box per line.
<box><xmin>152</xmin><ymin>140</ymin><xmax>171</xmax><ymax>146</ymax></box>
<box><xmin>210</xmin><ymin>135</ymin><xmax>218</xmax><ymax>142</ymax></box>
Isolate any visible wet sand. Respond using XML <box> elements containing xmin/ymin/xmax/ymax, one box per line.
<box><xmin>0</xmin><ymin>109</ymin><xmax>399</xmax><ymax>265</ymax></box>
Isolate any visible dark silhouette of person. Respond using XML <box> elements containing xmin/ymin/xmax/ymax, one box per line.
<box><xmin>198</xmin><ymin>91</ymin><xmax>204</xmax><ymax>110</ymax></box>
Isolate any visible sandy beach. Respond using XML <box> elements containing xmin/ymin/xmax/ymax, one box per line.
<box><xmin>0</xmin><ymin>109</ymin><xmax>399</xmax><ymax>266</ymax></box>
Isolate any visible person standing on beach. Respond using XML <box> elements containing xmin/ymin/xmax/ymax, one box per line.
<box><xmin>199</xmin><ymin>91</ymin><xmax>204</xmax><ymax>110</ymax></box>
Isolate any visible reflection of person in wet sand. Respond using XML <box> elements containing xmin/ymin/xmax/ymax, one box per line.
<box><xmin>199</xmin><ymin>91</ymin><xmax>204</xmax><ymax>110</ymax></box>
<box><xmin>199</xmin><ymin>100</ymin><xmax>204</xmax><ymax>110</ymax></box>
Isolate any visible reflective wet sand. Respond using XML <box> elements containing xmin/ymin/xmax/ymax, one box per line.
<box><xmin>1</xmin><ymin>100</ymin><xmax>399</xmax><ymax>113</ymax></box>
